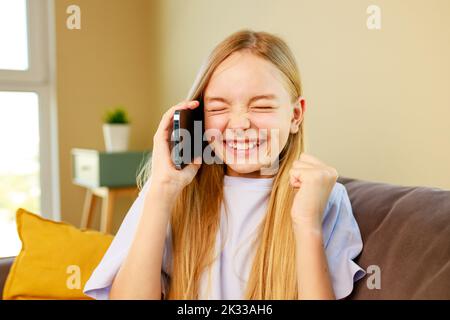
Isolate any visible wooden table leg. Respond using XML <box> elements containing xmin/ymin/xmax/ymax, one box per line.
<box><xmin>81</xmin><ymin>189</ymin><xmax>97</xmax><ymax>229</ymax></box>
<box><xmin>100</xmin><ymin>189</ymin><xmax>115</xmax><ymax>234</ymax></box>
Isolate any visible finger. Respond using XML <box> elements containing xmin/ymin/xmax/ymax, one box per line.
<box><xmin>187</xmin><ymin>100</ymin><xmax>201</xmax><ymax>109</ymax></box>
<box><xmin>290</xmin><ymin>175</ymin><xmax>301</xmax><ymax>187</ymax></box>
<box><xmin>289</xmin><ymin>167</ymin><xmax>305</xmax><ymax>186</ymax></box>
<box><xmin>173</xmin><ymin>100</ymin><xmax>200</xmax><ymax>110</ymax></box>
<box><xmin>289</xmin><ymin>166</ymin><xmax>323</xmax><ymax>179</ymax></box>
<box><xmin>290</xmin><ymin>167</ymin><xmax>338</xmax><ymax>184</ymax></box>
<box><xmin>293</xmin><ymin>158</ymin><xmax>330</xmax><ymax>172</ymax></box>
<box><xmin>299</xmin><ymin>164</ymin><xmax>337</xmax><ymax>179</ymax></box>
<box><xmin>181</xmin><ymin>157</ymin><xmax>202</xmax><ymax>179</ymax></box>
<box><xmin>162</xmin><ymin>101</ymin><xmax>199</xmax><ymax>126</ymax></box>
<box><xmin>155</xmin><ymin>101</ymin><xmax>200</xmax><ymax>140</ymax></box>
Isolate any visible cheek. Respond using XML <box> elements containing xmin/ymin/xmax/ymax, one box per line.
<box><xmin>250</xmin><ymin>113</ymin><xmax>287</xmax><ymax>140</ymax></box>
<box><xmin>250</xmin><ymin>114</ymin><xmax>278</xmax><ymax>130</ymax></box>
<box><xmin>205</xmin><ymin>115</ymin><xmax>228</xmax><ymax>132</ymax></box>
<box><xmin>253</xmin><ymin>114</ymin><xmax>291</xmax><ymax>157</ymax></box>
<box><xmin>276</xmin><ymin>114</ymin><xmax>294</xmax><ymax>151</ymax></box>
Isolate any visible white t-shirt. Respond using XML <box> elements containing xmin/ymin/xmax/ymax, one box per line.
<box><xmin>84</xmin><ymin>175</ymin><xmax>365</xmax><ymax>300</ymax></box>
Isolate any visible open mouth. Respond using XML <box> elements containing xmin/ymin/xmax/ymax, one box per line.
<box><xmin>222</xmin><ymin>139</ymin><xmax>267</xmax><ymax>154</ymax></box>
<box><xmin>226</xmin><ymin>140</ymin><xmax>259</xmax><ymax>149</ymax></box>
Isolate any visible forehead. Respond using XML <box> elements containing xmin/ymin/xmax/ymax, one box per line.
<box><xmin>204</xmin><ymin>51</ymin><xmax>289</xmax><ymax>101</ymax></box>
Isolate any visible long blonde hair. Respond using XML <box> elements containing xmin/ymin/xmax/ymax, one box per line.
<box><xmin>137</xmin><ymin>29</ymin><xmax>304</xmax><ymax>299</ymax></box>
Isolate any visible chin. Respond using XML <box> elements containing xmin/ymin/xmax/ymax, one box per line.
<box><xmin>225</xmin><ymin>163</ymin><xmax>264</xmax><ymax>175</ymax></box>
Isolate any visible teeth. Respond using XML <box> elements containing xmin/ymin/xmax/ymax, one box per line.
<box><xmin>226</xmin><ymin>141</ymin><xmax>258</xmax><ymax>150</ymax></box>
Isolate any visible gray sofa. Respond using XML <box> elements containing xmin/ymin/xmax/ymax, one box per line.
<box><xmin>0</xmin><ymin>257</ymin><xmax>13</xmax><ymax>298</ymax></box>
<box><xmin>1</xmin><ymin>177</ymin><xmax>449</xmax><ymax>299</ymax></box>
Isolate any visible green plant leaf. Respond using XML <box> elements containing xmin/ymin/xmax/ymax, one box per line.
<box><xmin>103</xmin><ymin>106</ymin><xmax>130</xmax><ymax>124</ymax></box>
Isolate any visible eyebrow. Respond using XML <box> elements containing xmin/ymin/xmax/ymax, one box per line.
<box><xmin>204</xmin><ymin>94</ymin><xmax>278</xmax><ymax>105</ymax></box>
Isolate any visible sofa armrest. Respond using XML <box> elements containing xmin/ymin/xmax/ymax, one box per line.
<box><xmin>338</xmin><ymin>177</ymin><xmax>450</xmax><ymax>299</ymax></box>
<box><xmin>0</xmin><ymin>257</ymin><xmax>15</xmax><ymax>300</ymax></box>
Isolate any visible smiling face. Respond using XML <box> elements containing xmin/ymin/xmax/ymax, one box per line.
<box><xmin>203</xmin><ymin>50</ymin><xmax>305</xmax><ymax>178</ymax></box>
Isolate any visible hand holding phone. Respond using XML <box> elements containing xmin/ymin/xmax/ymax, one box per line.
<box><xmin>171</xmin><ymin>102</ymin><xmax>205</xmax><ymax>170</ymax></box>
<box><xmin>149</xmin><ymin>100</ymin><xmax>202</xmax><ymax>196</ymax></box>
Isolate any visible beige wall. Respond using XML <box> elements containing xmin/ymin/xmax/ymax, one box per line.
<box><xmin>54</xmin><ymin>0</ymin><xmax>159</xmax><ymax>228</ymax></box>
<box><xmin>152</xmin><ymin>0</ymin><xmax>450</xmax><ymax>189</ymax></box>
<box><xmin>54</xmin><ymin>0</ymin><xmax>450</xmax><ymax>230</ymax></box>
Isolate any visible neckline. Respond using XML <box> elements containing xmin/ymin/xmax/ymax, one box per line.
<box><xmin>223</xmin><ymin>174</ymin><xmax>275</xmax><ymax>187</ymax></box>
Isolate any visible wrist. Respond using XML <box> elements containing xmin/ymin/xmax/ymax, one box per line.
<box><xmin>292</xmin><ymin>215</ymin><xmax>322</xmax><ymax>235</ymax></box>
<box><xmin>149</xmin><ymin>178</ymin><xmax>183</xmax><ymax>197</ymax></box>
<box><xmin>146</xmin><ymin>183</ymin><xmax>182</xmax><ymax>207</ymax></box>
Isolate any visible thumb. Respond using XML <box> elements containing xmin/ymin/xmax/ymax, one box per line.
<box><xmin>182</xmin><ymin>156</ymin><xmax>202</xmax><ymax>177</ymax></box>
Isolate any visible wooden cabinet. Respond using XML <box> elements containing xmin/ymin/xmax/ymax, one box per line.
<box><xmin>71</xmin><ymin>149</ymin><xmax>151</xmax><ymax>234</ymax></box>
<box><xmin>72</xmin><ymin>148</ymin><xmax>151</xmax><ymax>188</ymax></box>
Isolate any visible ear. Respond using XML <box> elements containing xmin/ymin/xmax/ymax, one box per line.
<box><xmin>290</xmin><ymin>96</ymin><xmax>306</xmax><ymax>134</ymax></box>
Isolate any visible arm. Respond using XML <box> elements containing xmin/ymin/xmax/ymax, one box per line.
<box><xmin>109</xmin><ymin>100</ymin><xmax>202</xmax><ymax>299</ymax></box>
<box><xmin>109</xmin><ymin>184</ymin><xmax>176</xmax><ymax>300</ymax></box>
<box><xmin>289</xmin><ymin>153</ymin><xmax>339</xmax><ymax>300</ymax></box>
<box><xmin>293</xmin><ymin>221</ymin><xmax>335</xmax><ymax>300</ymax></box>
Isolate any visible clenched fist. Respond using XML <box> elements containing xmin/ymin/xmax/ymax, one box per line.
<box><xmin>289</xmin><ymin>153</ymin><xmax>338</xmax><ymax>230</ymax></box>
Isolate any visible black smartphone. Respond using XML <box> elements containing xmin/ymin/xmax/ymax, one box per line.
<box><xmin>171</xmin><ymin>104</ymin><xmax>205</xmax><ymax>169</ymax></box>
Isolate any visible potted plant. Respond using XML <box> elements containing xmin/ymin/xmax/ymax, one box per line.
<box><xmin>102</xmin><ymin>107</ymin><xmax>130</xmax><ymax>152</ymax></box>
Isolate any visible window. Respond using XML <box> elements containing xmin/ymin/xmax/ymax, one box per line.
<box><xmin>0</xmin><ymin>0</ymin><xmax>59</xmax><ymax>257</ymax></box>
<box><xmin>0</xmin><ymin>0</ymin><xmax>29</xmax><ymax>70</ymax></box>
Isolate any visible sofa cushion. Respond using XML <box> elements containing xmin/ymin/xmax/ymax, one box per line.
<box><xmin>338</xmin><ymin>177</ymin><xmax>450</xmax><ymax>299</ymax></box>
<box><xmin>3</xmin><ymin>208</ymin><xmax>113</xmax><ymax>300</ymax></box>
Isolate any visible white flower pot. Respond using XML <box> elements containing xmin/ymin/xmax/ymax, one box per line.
<box><xmin>103</xmin><ymin>124</ymin><xmax>130</xmax><ymax>152</ymax></box>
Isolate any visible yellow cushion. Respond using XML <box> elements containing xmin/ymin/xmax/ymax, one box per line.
<box><xmin>3</xmin><ymin>208</ymin><xmax>113</xmax><ymax>300</ymax></box>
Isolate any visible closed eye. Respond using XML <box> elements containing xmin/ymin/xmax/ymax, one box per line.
<box><xmin>205</xmin><ymin>107</ymin><xmax>228</xmax><ymax>114</ymax></box>
<box><xmin>250</xmin><ymin>106</ymin><xmax>276</xmax><ymax>112</ymax></box>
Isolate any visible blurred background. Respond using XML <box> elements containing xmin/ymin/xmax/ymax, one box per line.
<box><xmin>0</xmin><ymin>0</ymin><xmax>449</xmax><ymax>257</ymax></box>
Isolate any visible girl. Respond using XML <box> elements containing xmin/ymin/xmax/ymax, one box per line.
<box><xmin>84</xmin><ymin>29</ymin><xmax>365</xmax><ymax>300</ymax></box>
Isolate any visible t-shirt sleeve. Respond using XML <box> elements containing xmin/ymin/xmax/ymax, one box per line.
<box><xmin>321</xmin><ymin>183</ymin><xmax>366</xmax><ymax>300</ymax></box>
<box><xmin>83</xmin><ymin>175</ymin><xmax>172</xmax><ymax>300</ymax></box>
<box><xmin>161</xmin><ymin>226</ymin><xmax>172</xmax><ymax>299</ymax></box>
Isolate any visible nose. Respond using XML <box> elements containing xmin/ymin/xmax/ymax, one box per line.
<box><xmin>227</xmin><ymin>111</ymin><xmax>251</xmax><ymax>131</ymax></box>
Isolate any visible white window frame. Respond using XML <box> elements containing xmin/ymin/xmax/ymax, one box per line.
<box><xmin>0</xmin><ymin>0</ymin><xmax>60</xmax><ymax>221</ymax></box>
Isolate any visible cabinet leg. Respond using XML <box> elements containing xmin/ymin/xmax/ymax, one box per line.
<box><xmin>101</xmin><ymin>190</ymin><xmax>115</xmax><ymax>234</ymax></box>
<box><xmin>81</xmin><ymin>189</ymin><xmax>97</xmax><ymax>229</ymax></box>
